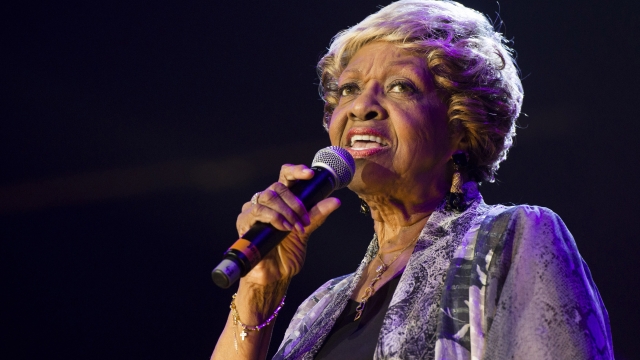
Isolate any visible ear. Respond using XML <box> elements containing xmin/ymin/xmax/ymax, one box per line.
<box><xmin>449</xmin><ymin>126</ymin><xmax>469</xmax><ymax>154</ymax></box>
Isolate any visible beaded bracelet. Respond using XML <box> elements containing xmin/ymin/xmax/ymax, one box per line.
<box><xmin>229</xmin><ymin>293</ymin><xmax>286</xmax><ymax>348</ymax></box>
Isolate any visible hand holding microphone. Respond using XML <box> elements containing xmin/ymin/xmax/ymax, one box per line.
<box><xmin>212</xmin><ymin>146</ymin><xmax>355</xmax><ymax>288</ymax></box>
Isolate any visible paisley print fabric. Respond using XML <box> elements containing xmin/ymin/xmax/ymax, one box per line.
<box><xmin>273</xmin><ymin>183</ymin><xmax>613</xmax><ymax>359</ymax></box>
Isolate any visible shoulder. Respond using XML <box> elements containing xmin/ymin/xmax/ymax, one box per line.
<box><xmin>475</xmin><ymin>203</ymin><xmax>585</xmax><ymax>287</ymax></box>
<box><xmin>486</xmin><ymin>203</ymin><xmax>564</xmax><ymax>225</ymax></box>
<box><xmin>482</xmin><ymin>205</ymin><xmax>614</xmax><ymax>358</ymax></box>
<box><xmin>484</xmin><ymin>204</ymin><xmax>574</xmax><ymax>252</ymax></box>
<box><xmin>497</xmin><ymin>204</ymin><xmax>579</xmax><ymax>273</ymax></box>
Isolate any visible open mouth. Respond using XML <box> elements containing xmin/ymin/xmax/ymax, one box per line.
<box><xmin>350</xmin><ymin>134</ymin><xmax>388</xmax><ymax>149</ymax></box>
<box><xmin>346</xmin><ymin>128</ymin><xmax>390</xmax><ymax>158</ymax></box>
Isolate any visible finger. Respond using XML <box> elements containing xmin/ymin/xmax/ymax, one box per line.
<box><xmin>268</xmin><ymin>182</ymin><xmax>310</xmax><ymax>227</ymax></box>
<box><xmin>306</xmin><ymin>197</ymin><xmax>341</xmax><ymax>233</ymax></box>
<box><xmin>278</xmin><ymin>164</ymin><xmax>314</xmax><ymax>187</ymax></box>
<box><xmin>257</xmin><ymin>187</ymin><xmax>306</xmax><ymax>232</ymax></box>
<box><xmin>243</xmin><ymin>204</ymin><xmax>294</xmax><ymax>232</ymax></box>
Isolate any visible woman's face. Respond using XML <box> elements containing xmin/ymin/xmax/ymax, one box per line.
<box><xmin>328</xmin><ymin>41</ymin><xmax>460</xmax><ymax>199</ymax></box>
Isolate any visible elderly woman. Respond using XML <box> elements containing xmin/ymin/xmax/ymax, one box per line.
<box><xmin>211</xmin><ymin>0</ymin><xmax>613</xmax><ymax>359</ymax></box>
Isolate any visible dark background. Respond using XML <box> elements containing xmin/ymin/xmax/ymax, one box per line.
<box><xmin>2</xmin><ymin>0</ymin><xmax>638</xmax><ymax>359</ymax></box>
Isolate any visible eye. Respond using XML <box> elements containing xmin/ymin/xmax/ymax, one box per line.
<box><xmin>338</xmin><ymin>83</ymin><xmax>360</xmax><ymax>97</ymax></box>
<box><xmin>388</xmin><ymin>80</ymin><xmax>416</xmax><ymax>94</ymax></box>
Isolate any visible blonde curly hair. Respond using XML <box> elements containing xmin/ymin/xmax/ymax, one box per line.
<box><xmin>318</xmin><ymin>0</ymin><xmax>523</xmax><ymax>182</ymax></box>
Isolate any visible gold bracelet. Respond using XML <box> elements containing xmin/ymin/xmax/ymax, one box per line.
<box><xmin>230</xmin><ymin>293</ymin><xmax>286</xmax><ymax>347</ymax></box>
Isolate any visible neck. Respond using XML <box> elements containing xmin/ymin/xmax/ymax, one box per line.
<box><xmin>355</xmin><ymin>169</ymin><xmax>454</xmax><ymax>247</ymax></box>
<box><xmin>363</xmin><ymin>190</ymin><xmax>443</xmax><ymax>247</ymax></box>
<box><xmin>373</xmin><ymin>215</ymin><xmax>429</xmax><ymax>253</ymax></box>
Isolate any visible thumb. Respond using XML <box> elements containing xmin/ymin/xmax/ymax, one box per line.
<box><xmin>306</xmin><ymin>197</ymin><xmax>341</xmax><ymax>233</ymax></box>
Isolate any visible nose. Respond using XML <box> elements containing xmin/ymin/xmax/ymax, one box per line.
<box><xmin>349</xmin><ymin>84</ymin><xmax>388</xmax><ymax>121</ymax></box>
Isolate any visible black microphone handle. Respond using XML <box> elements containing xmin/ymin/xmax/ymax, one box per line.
<box><xmin>211</xmin><ymin>167</ymin><xmax>336</xmax><ymax>288</ymax></box>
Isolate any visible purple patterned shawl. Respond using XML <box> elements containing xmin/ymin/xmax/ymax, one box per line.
<box><xmin>273</xmin><ymin>184</ymin><xmax>613</xmax><ymax>359</ymax></box>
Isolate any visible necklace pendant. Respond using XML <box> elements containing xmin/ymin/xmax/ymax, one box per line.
<box><xmin>376</xmin><ymin>264</ymin><xmax>387</xmax><ymax>273</ymax></box>
<box><xmin>240</xmin><ymin>330</ymin><xmax>248</xmax><ymax>341</ymax></box>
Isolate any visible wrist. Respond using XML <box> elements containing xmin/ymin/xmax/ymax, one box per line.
<box><xmin>236</xmin><ymin>277</ymin><xmax>289</xmax><ymax>319</ymax></box>
<box><xmin>230</xmin><ymin>292</ymin><xmax>286</xmax><ymax>342</ymax></box>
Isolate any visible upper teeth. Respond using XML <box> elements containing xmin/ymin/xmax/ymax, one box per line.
<box><xmin>350</xmin><ymin>135</ymin><xmax>385</xmax><ymax>146</ymax></box>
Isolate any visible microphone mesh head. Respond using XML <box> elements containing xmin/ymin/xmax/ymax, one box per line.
<box><xmin>311</xmin><ymin>146</ymin><xmax>355</xmax><ymax>189</ymax></box>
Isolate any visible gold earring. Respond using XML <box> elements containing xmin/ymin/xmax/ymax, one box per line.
<box><xmin>445</xmin><ymin>152</ymin><xmax>468</xmax><ymax>212</ymax></box>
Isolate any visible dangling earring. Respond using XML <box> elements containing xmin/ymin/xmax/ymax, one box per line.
<box><xmin>360</xmin><ymin>199</ymin><xmax>370</xmax><ymax>215</ymax></box>
<box><xmin>445</xmin><ymin>152</ymin><xmax>469</xmax><ymax>212</ymax></box>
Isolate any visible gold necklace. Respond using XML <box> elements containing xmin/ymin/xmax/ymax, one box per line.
<box><xmin>353</xmin><ymin>236</ymin><xmax>419</xmax><ymax>321</ymax></box>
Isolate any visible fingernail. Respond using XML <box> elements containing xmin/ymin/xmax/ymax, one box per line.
<box><xmin>303</xmin><ymin>169</ymin><xmax>314</xmax><ymax>175</ymax></box>
<box><xmin>283</xmin><ymin>221</ymin><xmax>292</xmax><ymax>231</ymax></box>
<box><xmin>295</xmin><ymin>222</ymin><xmax>305</xmax><ymax>234</ymax></box>
<box><xmin>303</xmin><ymin>215</ymin><xmax>311</xmax><ymax>226</ymax></box>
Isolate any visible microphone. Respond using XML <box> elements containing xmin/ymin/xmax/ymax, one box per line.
<box><xmin>211</xmin><ymin>146</ymin><xmax>356</xmax><ymax>289</ymax></box>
